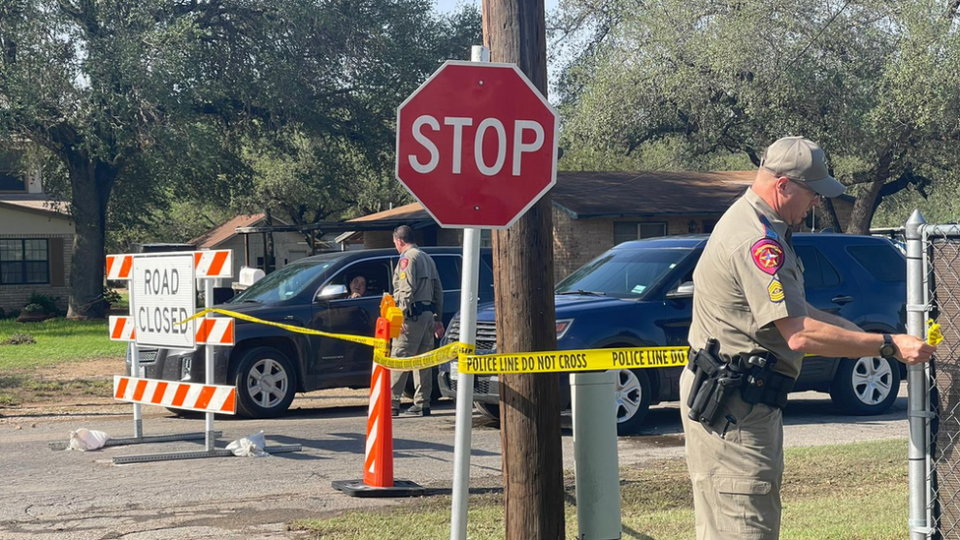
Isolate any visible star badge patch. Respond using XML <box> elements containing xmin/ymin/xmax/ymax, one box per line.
<box><xmin>751</xmin><ymin>239</ymin><xmax>784</xmax><ymax>275</ymax></box>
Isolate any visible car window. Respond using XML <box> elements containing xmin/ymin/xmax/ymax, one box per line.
<box><xmin>556</xmin><ymin>247</ymin><xmax>691</xmax><ymax>299</ymax></box>
<box><xmin>433</xmin><ymin>255</ymin><xmax>462</xmax><ymax>290</ymax></box>
<box><xmin>230</xmin><ymin>260</ymin><xmax>334</xmax><ymax>303</ymax></box>
<box><xmin>479</xmin><ymin>253</ymin><xmax>495</xmax><ymax>293</ymax></box>
<box><xmin>330</xmin><ymin>260</ymin><xmax>391</xmax><ymax>298</ymax></box>
<box><xmin>846</xmin><ymin>244</ymin><xmax>906</xmax><ymax>282</ymax></box>
<box><xmin>795</xmin><ymin>245</ymin><xmax>842</xmax><ymax>288</ymax></box>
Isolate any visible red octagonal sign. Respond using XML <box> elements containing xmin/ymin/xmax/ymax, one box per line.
<box><xmin>396</xmin><ymin>61</ymin><xmax>559</xmax><ymax>229</ymax></box>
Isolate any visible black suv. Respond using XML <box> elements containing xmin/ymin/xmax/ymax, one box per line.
<box><xmin>140</xmin><ymin>247</ymin><xmax>495</xmax><ymax>417</ymax></box>
<box><xmin>439</xmin><ymin>234</ymin><xmax>908</xmax><ymax>435</ymax></box>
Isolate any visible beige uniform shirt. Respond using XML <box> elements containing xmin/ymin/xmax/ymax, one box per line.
<box><xmin>393</xmin><ymin>245</ymin><xmax>443</xmax><ymax>318</ymax></box>
<box><xmin>688</xmin><ymin>189</ymin><xmax>807</xmax><ymax>379</ymax></box>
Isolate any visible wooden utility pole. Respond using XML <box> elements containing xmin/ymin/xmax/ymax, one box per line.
<box><xmin>484</xmin><ymin>1</ymin><xmax>565</xmax><ymax>539</ymax></box>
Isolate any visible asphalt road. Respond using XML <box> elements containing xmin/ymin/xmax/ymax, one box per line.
<box><xmin>0</xmin><ymin>384</ymin><xmax>912</xmax><ymax>540</ymax></box>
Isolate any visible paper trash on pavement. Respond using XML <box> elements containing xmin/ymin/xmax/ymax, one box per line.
<box><xmin>68</xmin><ymin>428</ymin><xmax>111</xmax><ymax>451</ymax></box>
<box><xmin>226</xmin><ymin>431</ymin><xmax>269</xmax><ymax>457</ymax></box>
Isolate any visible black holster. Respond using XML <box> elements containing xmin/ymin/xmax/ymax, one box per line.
<box><xmin>686</xmin><ymin>339</ymin><xmax>743</xmax><ymax>426</ymax></box>
<box><xmin>406</xmin><ymin>302</ymin><xmax>434</xmax><ymax>322</ymax></box>
<box><xmin>738</xmin><ymin>352</ymin><xmax>794</xmax><ymax>408</ymax></box>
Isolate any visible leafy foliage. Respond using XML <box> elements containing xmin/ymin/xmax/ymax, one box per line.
<box><xmin>0</xmin><ymin>1</ymin><xmax>481</xmax><ymax>316</ymax></box>
<box><xmin>554</xmin><ymin>0</ymin><xmax>960</xmax><ymax>232</ymax></box>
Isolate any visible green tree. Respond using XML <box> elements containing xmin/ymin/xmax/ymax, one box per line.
<box><xmin>0</xmin><ymin>0</ymin><xmax>480</xmax><ymax>318</ymax></box>
<box><xmin>554</xmin><ymin>0</ymin><xmax>960</xmax><ymax>233</ymax></box>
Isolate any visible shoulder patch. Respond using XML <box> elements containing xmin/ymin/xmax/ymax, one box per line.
<box><xmin>767</xmin><ymin>278</ymin><xmax>785</xmax><ymax>303</ymax></box>
<box><xmin>751</xmin><ymin>238</ymin><xmax>784</xmax><ymax>275</ymax></box>
<box><xmin>399</xmin><ymin>258</ymin><xmax>409</xmax><ymax>270</ymax></box>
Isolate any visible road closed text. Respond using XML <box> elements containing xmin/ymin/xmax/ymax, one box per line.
<box><xmin>136</xmin><ymin>268</ymin><xmax>191</xmax><ymax>334</ymax></box>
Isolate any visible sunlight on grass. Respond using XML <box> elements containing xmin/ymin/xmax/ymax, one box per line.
<box><xmin>0</xmin><ymin>318</ymin><xmax>126</xmax><ymax>369</ymax></box>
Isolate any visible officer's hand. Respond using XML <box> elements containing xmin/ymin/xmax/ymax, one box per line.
<box><xmin>434</xmin><ymin>321</ymin><xmax>445</xmax><ymax>340</ymax></box>
<box><xmin>892</xmin><ymin>334</ymin><xmax>936</xmax><ymax>365</ymax></box>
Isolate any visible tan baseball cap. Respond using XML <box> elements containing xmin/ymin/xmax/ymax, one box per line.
<box><xmin>761</xmin><ymin>136</ymin><xmax>846</xmax><ymax>198</ymax></box>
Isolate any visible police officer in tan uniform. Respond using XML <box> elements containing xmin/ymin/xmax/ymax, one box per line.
<box><xmin>681</xmin><ymin>136</ymin><xmax>936</xmax><ymax>539</ymax></box>
<box><xmin>389</xmin><ymin>225</ymin><xmax>444</xmax><ymax>417</ymax></box>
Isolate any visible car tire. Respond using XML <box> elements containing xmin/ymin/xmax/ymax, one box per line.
<box><xmin>829</xmin><ymin>356</ymin><xmax>901</xmax><ymax>416</ymax></box>
<box><xmin>475</xmin><ymin>401</ymin><xmax>501</xmax><ymax>422</ymax></box>
<box><xmin>233</xmin><ymin>346</ymin><xmax>297</xmax><ymax>418</ymax></box>
<box><xmin>401</xmin><ymin>369</ymin><xmax>442</xmax><ymax>403</ymax></box>
<box><xmin>616</xmin><ymin>368</ymin><xmax>652</xmax><ymax>436</ymax></box>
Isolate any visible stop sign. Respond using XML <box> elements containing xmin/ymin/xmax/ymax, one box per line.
<box><xmin>396</xmin><ymin>61</ymin><xmax>558</xmax><ymax>229</ymax></box>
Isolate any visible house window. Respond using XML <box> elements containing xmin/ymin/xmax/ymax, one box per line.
<box><xmin>0</xmin><ymin>239</ymin><xmax>49</xmax><ymax>285</ymax></box>
<box><xmin>613</xmin><ymin>222</ymin><xmax>668</xmax><ymax>245</ymax></box>
<box><xmin>0</xmin><ymin>148</ymin><xmax>26</xmax><ymax>192</ymax></box>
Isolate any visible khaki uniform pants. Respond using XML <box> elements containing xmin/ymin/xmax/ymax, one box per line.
<box><xmin>680</xmin><ymin>368</ymin><xmax>784</xmax><ymax>540</ymax></box>
<box><xmin>390</xmin><ymin>315</ymin><xmax>435</xmax><ymax>409</ymax></box>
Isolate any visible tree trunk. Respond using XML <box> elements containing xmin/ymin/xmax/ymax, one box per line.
<box><xmin>815</xmin><ymin>199</ymin><xmax>842</xmax><ymax>233</ymax></box>
<box><xmin>66</xmin><ymin>158</ymin><xmax>117</xmax><ymax>319</ymax></box>
<box><xmin>846</xmin><ymin>177</ymin><xmax>885</xmax><ymax>234</ymax></box>
<box><xmin>486</xmin><ymin>1</ymin><xmax>566</xmax><ymax>539</ymax></box>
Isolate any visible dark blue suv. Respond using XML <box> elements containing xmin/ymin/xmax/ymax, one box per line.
<box><xmin>438</xmin><ymin>234</ymin><xmax>907</xmax><ymax>435</ymax></box>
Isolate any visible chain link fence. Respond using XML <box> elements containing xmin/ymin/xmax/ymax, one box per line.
<box><xmin>924</xmin><ymin>226</ymin><xmax>960</xmax><ymax>539</ymax></box>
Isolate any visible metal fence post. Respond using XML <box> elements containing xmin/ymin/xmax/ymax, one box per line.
<box><xmin>906</xmin><ymin>209</ymin><xmax>928</xmax><ymax>539</ymax></box>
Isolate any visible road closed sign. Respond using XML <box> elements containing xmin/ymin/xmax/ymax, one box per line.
<box><xmin>130</xmin><ymin>255</ymin><xmax>196</xmax><ymax>349</ymax></box>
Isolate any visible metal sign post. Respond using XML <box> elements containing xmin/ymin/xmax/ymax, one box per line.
<box><xmin>449</xmin><ymin>44</ymin><xmax>488</xmax><ymax>540</ymax></box>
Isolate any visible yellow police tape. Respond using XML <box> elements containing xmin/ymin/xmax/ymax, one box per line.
<box><xmin>182</xmin><ymin>308</ymin><xmax>687</xmax><ymax>373</ymax></box>
<box><xmin>186</xmin><ymin>308</ymin><xmax>388</xmax><ymax>349</ymax></box>
<box><xmin>457</xmin><ymin>347</ymin><xmax>689</xmax><ymax>375</ymax></box>
<box><xmin>184</xmin><ymin>309</ymin><xmax>944</xmax><ymax>374</ymax></box>
<box><xmin>374</xmin><ymin>342</ymin><xmax>475</xmax><ymax>371</ymax></box>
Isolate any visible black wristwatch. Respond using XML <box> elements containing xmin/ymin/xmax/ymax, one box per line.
<box><xmin>879</xmin><ymin>333</ymin><xmax>897</xmax><ymax>359</ymax></box>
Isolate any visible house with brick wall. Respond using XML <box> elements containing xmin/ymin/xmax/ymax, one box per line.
<box><xmin>0</xmin><ymin>154</ymin><xmax>74</xmax><ymax>314</ymax></box>
<box><xmin>341</xmin><ymin>170</ymin><xmax>855</xmax><ymax>282</ymax></box>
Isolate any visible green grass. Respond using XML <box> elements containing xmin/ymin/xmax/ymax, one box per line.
<box><xmin>291</xmin><ymin>439</ymin><xmax>909</xmax><ymax>540</ymax></box>
<box><xmin>0</xmin><ymin>317</ymin><xmax>126</xmax><ymax>370</ymax></box>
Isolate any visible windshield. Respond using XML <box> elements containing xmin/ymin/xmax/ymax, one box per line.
<box><xmin>230</xmin><ymin>260</ymin><xmax>336</xmax><ymax>303</ymax></box>
<box><xmin>556</xmin><ymin>247</ymin><xmax>692</xmax><ymax>299</ymax></box>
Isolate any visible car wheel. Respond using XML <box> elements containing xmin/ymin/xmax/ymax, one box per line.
<box><xmin>829</xmin><ymin>356</ymin><xmax>901</xmax><ymax>415</ymax></box>
<box><xmin>401</xmin><ymin>369</ymin><xmax>442</xmax><ymax>403</ymax></box>
<box><xmin>234</xmin><ymin>347</ymin><xmax>297</xmax><ymax>418</ymax></box>
<box><xmin>475</xmin><ymin>401</ymin><xmax>501</xmax><ymax>422</ymax></box>
<box><xmin>615</xmin><ymin>368</ymin><xmax>652</xmax><ymax>436</ymax></box>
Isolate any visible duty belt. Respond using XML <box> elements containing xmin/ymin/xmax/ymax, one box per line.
<box><xmin>686</xmin><ymin>339</ymin><xmax>795</xmax><ymax>427</ymax></box>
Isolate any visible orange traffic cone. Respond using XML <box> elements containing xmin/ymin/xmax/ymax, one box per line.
<box><xmin>333</xmin><ymin>295</ymin><xmax>424</xmax><ymax>498</ymax></box>
<box><xmin>363</xmin><ymin>317</ymin><xmax>395</xmax><ymax>487</ymax></box>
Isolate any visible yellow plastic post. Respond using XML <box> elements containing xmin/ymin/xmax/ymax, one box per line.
<box><xmin>386</xmin><ymin>307</ymin><xmax>404</xmax><ymax>339</ymax></box>
<box><xmin>380</xmin><ymin>293</ymin><xmax>397</xmax><ymax>319</ymax></box>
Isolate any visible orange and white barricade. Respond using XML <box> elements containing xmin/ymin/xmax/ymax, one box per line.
<box><xmin>51</xmin><ymin>249</ymin><xmax>300</xmax><ymax>463</ymax></box>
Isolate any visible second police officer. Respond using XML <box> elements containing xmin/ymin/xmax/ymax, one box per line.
<box><xmin>389</xmin><ymin>225</ymin><xmax>445</xmax><ymax>417</ymax></box>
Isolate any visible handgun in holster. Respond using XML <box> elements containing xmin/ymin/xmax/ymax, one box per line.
<box><xmin>686</xmin><ymin>338</ymin><xmax>743</xmax><ymax>426</ymax></box>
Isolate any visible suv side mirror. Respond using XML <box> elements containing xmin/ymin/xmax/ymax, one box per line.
<box><xmin>666</xmin><ymin>281</ymin><xmax>695</xmax><ymax>300</ymax></box>
<box><xmin>317</xmin><ymin>284</ymin><xmax>348</xmax><ymax>301</ymax></box>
